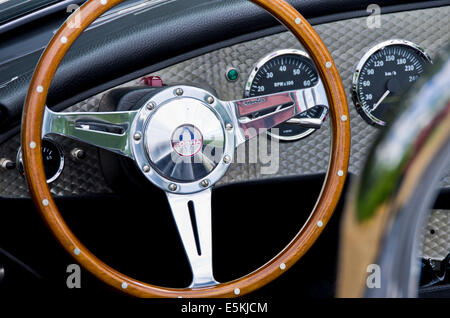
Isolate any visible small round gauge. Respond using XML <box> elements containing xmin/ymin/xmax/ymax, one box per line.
<box><xmin>244</xmin><ymin>49</ymin><xmax>327</xmax><ymax>141</ymax></box>
<box><xmin>17</xmin><ymin>138</ymin><xmax>65</xmax><ymax>184</ymax></box>
<box><xmin>353</xmin><ymin>40</ymin><xmax>432</xmax><ymax>127</ymax></box>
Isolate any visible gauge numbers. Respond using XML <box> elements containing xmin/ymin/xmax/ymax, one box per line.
<box><xmin>245</xmin><ymin>49</ymin><xmax>327</xmax><ymax>141</ymax></box>
<box><xmin>353</xmin><ymin>40</ymin><xmax>432</xmax><ymax>127</ymax></box>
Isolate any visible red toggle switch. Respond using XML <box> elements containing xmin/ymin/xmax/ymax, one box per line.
<box><xmin>141</xmin><ymin>76</ymin><xmax>164</xmax><ymax>87</ymax></box>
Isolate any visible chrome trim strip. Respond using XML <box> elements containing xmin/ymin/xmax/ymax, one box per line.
<box><xmin>0</xmin><ymin>0</ymin><xmax>83</xmax><ymax>34</ymax></box>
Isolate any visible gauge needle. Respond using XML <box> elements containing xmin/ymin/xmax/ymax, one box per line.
<box><xmin>371</xmin><ymin>90</ymin><xmax>390</xmax><ymax>112</ymax></box>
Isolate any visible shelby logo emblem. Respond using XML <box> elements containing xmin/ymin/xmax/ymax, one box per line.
<box><xmin>171</xmin><ymin>125</ymin><xmax>203</xmax><ymax>157</ymax></box>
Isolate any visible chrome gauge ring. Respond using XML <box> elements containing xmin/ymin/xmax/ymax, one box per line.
<box><xmin>352</xmin><ymin>39</ymin><xmax>432</xmax><ymax>127</ymax></box>
<box><xmin>17</xmin><ymin>138</ymin><xmax>65</xmax><ymax>184</ymax></box>
<box><xmin>244</xmin><ymin>49</ymin><xmax>328</xmax><ymax>141</ymax></box>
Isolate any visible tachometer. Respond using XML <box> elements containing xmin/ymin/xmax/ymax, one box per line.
<box><xmin>353</xmin><ymin>40</ymin><xmax>432</xmax><ymax>127</ymax></box>
<box><xmin>244</xmin><ymin>49</ymin><xmax>327</xmax><ymax>141</ymax></box>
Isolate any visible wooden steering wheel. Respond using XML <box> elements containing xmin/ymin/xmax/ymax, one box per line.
<box><xmin>21</xmin><ymin>0</ymin><xmax>350</xmax><ymax>297</ymax></box>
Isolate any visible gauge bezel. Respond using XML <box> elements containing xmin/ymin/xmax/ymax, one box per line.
<box><xmin>244</xmin><ymin>49</ymin><xmax>327</xmax><ymax>141</ymax></box>
<box><xmin>352</xmin><ymin>39</ymin><xmax>432</xmax><ymax>127</ymax></box>
<box><xmin>17</xmin><ymin>138</ymin><xmax>65</xmax><ymax>184</ymax></box>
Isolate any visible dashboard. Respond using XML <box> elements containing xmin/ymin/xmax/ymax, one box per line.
<box><xmin>1</xmin><ymin>4</ymin><xmax>449</xmax><ymax>199</ymax></box>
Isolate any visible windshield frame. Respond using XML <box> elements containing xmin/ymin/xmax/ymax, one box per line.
<box><xmin>0</xmin><ymin>0</ymin><xmax>86</xmax><ymax>25</ymax></box>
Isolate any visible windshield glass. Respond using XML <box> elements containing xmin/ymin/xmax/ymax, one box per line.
<box><xmin>0</xmin><ymin>0</ymin><xmax>74</xmax><ymax>24</ymax></box>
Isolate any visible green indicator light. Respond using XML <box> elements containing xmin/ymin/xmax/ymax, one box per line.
<box><xmin>226</xmin><ymin>68</ymin><xmax>239</xmax><ymax>82</ymax></box>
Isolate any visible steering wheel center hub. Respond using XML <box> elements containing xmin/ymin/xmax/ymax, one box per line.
<box><xmin>129</xmin><ymin>86</ymin><xmax>236</xmax><ymax>194</ymax></box>
<box><xmin>144</xmin><ymin>97</ymin><xmax>225</xmax><ymax>183</ymax></box>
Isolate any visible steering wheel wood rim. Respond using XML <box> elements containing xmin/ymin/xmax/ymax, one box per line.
<box><xmin>22</xmin><ymin>0</ymin><xmax>350</xmax><ymax>297</ymax></box>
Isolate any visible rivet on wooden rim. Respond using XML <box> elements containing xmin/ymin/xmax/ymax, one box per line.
<box><xmin>338</xmin><ymin>170</ymin><xmax>344</xmax><ymax>177</ymax></box>
<box><xmin>326</xmin><ymin>61</ymin><xmax>333</xmax><ymax>69</ymax></box>
<box><xmin>100</xmin><ymin>0</ymin><xmax>107</xmax><ymax>4</ymax></box>
<box><xmin>29</xmin><ymin>141</ymin><xmax>37</xmax><ymax>149</ymax></box>
<box><xmin>317</xmin><ymin>220</ymin><xmax>324</xmax><ymax>227</ymax></box>
<box><xmin>234</xmin><ymin>288</ymin><xmax>240</xmax><ymax>295</ymax></box>
<box><xmin>295</xmin><ymin>17</ymin><xmax>301</xmax><ymax>24</ymax></box>
<box><xmin>42</xmin><ymin>199</ymin><xmax>49</xmax><ymax>206</ymax></box>
<box><xmin>60</xmin><ymin>36</ymin><xmax>68</xmax><ymax>44</ymax></box>
<box><xmin>73</xmin><ymin>248</ymin><xmax>81</xmax><ymax>256</ymax></box>
<box><xmin>341</xmin><ymin>115</ymin><xmax>348</xmax><ymax>122</ymax></box>
<box><xmin>280</xmin><ymin>263</ymin><xmax>286</xmax><ymax>270</ymax></box>
<box><xmin>36</xmin><ymin>85</ymin><xmax>44</xmax><ymax>93</ymax></box>
<box><xmin>121</xmin><ymin>282</ymin><xmax>128</xmax><ymax>289</ymax></box>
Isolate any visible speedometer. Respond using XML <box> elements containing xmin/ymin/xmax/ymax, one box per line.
<box><xmin>352</xmin><ymin>40</ymin><xmax>432</xmax><ymax>127</ymax></box>
<box><xmin>244</xmin><ymin>49</ymin><xmax>327</xmax><ymax>141</ymax></box>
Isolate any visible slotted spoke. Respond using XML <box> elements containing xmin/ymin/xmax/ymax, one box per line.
<box><xmin>166</xmin><ymin>189</ymin><xmax>217</xmax><ymax>288</ymax></box>
<box><xmin>42</xmin><ymin>106</ymin><xmax>138</xmax><ymax>158</ymax></box>
<box><xmin>228</xmin><ymin>82</ymin><xmax>329</xmax><ymax>146</ymax></box>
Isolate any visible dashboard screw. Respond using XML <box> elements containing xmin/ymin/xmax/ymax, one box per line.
<box><xmin>206</xmin><ymin>96</ymin><xmax>215</xmax><ymax>104</ymax></box>
<box><xmin>201</xmin><ymin>180</ymin><xmax>210</xmax><ymax>188</ymax></box>
<box><xmin>134</xmin><ymin>132</ymin><xmax>142</xmax><ymax>141</ymax></box>
<box><xmin>169</xmin><ymin>183</ymin><xmax>178</xmax><ymax>192</ymax></box>
<box><xmin>71</xmin><ymin>148</ymin><xmax>86</xmax><ymax>161</ymax></box>
<box><xmin>175</xmin><ymin>88</ymin><xmax>184</xmax><ymax>96</ymax></box>
<box><xmin>0</xmin><ymin>158</ymin><xmax>15</xmax><ymax>170</ymax></box>
<box><xmin>223</xmin><ymin>155</ymin><xmax>231</xmax><ymax>164</ymax></box>
<box><xmin>146</xmin><ymin>101</ymin><xmax>156</xmax><ymax>110</ymax></box>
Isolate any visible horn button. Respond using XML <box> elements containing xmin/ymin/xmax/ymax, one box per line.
<box><xmin>144</xmin><ymin>97</ymin><xmax>225</xmax><ymax>183</ymax></box>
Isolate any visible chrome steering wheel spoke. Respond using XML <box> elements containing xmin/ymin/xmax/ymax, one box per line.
<box><xmin>166</xmin><ymin>189</ymin><xmax>218</xmax><ymax>288</ymax></box>
<box><xmin>226</xmin><ymin>82</ymin><xmax>329</xmax><ymax>146</ymax></box>
<box><xmin>42</xmin><ymin>106</ymin><xmax>138</xmax><ymax>158</ymax></box>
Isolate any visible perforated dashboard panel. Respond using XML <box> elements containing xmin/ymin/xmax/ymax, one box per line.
<box><xmin>424</xmin><ymin>210</ymin><xmax>450</xmax><ymax>260</ymax></box>
<box><xmin>0</xmin><ymin>6</ymin><xmax>449</xmax><ymax>198</ymax></box>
